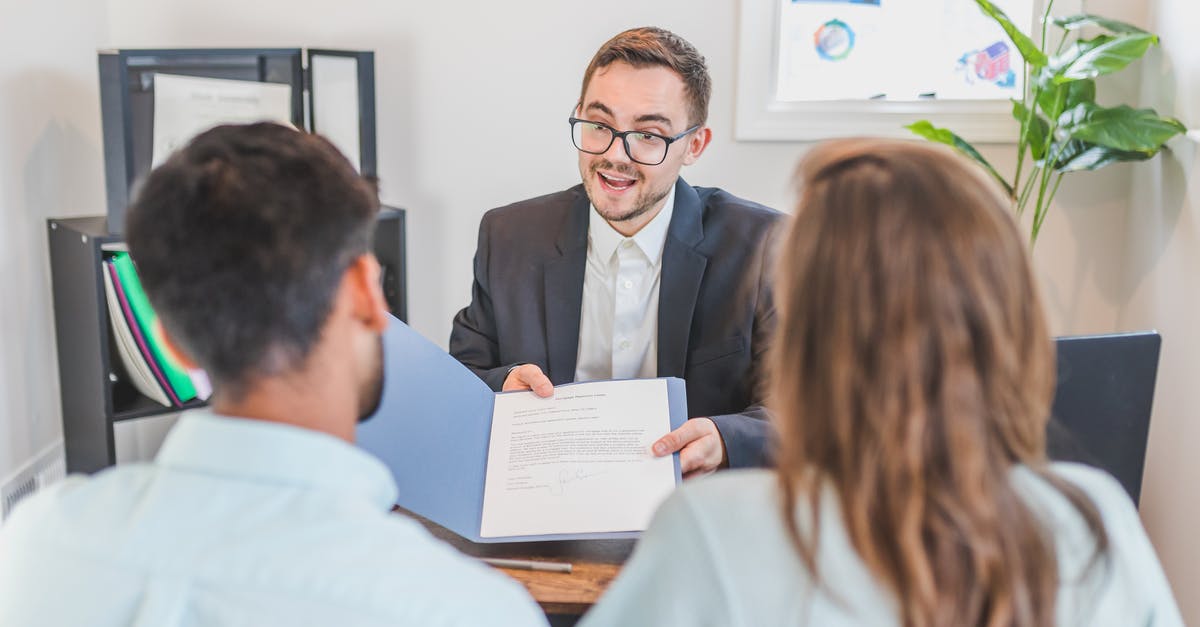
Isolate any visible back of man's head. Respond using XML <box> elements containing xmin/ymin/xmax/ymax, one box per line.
<box><xmin>126</xmin><ymin>123</ymin><xmax>380</xmax><ymax>399</ymax></box>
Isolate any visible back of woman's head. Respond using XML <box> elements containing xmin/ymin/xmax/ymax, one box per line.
<box><xmin>770</xmin><ymin>139</ymin><xmax>1106</xmax><ymax>627</ymax></box>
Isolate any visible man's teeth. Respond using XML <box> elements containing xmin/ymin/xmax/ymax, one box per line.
<box><xmin>599</xmin><ymin>172</ymin><xmax>635</xmax><ymax>188</ymax></box>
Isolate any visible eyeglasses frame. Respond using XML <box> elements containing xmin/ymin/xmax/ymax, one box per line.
<box><xmin>568</xmin><ymin>116</ymin><xmax>702</xmax><ymax>166</ymax></box>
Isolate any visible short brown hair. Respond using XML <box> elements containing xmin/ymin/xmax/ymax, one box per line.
<box><xmin>127</xmin><ymin>123</ymin><xmax>379</xmax><ymax>398</ymax></box>
<box><xmin>579</xmin><ymin>27</ymin><xmax>712</xmax><ymax>127</ymax></box>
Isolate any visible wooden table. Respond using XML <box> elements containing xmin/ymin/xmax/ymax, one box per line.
<box><xmin>394</xmin><ymin>508</ymin><xmax>634</xmax><ymax>615</ymax></box>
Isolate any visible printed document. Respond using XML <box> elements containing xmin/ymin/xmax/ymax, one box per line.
<box><xmin>480</xmin><ymin>379</ymin><xmax>677</xmax><ymax>538</ymax></box>
<box><xmin>152</xmin><ymin>73</ymin><xmax>293</xmax><ymax>167</ymax></box>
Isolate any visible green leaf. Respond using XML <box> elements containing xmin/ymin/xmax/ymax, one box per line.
<box><xmin>1046</xmin><ymin>140</ymin><xmax>1155</xmax><ymax>172</ymax></box>
<box><xmin>1050</xmin><ymin>33</ymin><xmax>1158</xmax><ymax>83</ymax></box>
<box><xmin>905</xmin><ymin>121</ymin><xmax>1015</xmax><ymax>197</ymax></box>
<box><xmin>973</xmin><ymin>0</ymin><xmax>1048</xmax><ymax>67</ymax></box>
<box><xmin>1058</xmin><ymin>103</ymin><xmax>1187</xmax><ymax>153</ymax></box>
<box><xmin>1013</xmin><ymin>100</ymin><xmax>1050</xmax><ymax>159</ymax></box>
<box><xmin>1054</xmin><ymin>14</ymin><xmax>1148</xmax><ymax>35</ymax></box>
<box><xmin>1035</xmin><ymin>78</ymin><xmax>1095</xmax><ymax>120</ymax></box>
<box><xmin>1067</xmin><ymin>79</ymin><xmax>1097</xmax><ymax>107</ymax></box>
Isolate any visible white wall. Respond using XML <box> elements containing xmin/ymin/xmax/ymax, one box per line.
<box><xmin>1</xmin><ymin>0</ymin><xmax>1193</xmax><ymax>620</ymax></box>
<box><xmin>103</xmin><ymin>0</ymin><xmax>817</xmax><ymax>346</ymax></box>
<box><xmin>1121</xmin><ymin>0</ymin><xmax>1200</xmax><ymax>619</ymax></box>
<box><xmin>0</xmin><ymin>0</ymin><xmax>110</xmax><ymax>481</ymax></box>
<box><xmin>102</xmin><ymin>0</ymin><xmax>1135</xmax><ymax>342</ymax></box>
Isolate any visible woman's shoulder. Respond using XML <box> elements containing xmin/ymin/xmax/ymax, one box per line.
<box><xmin>671</xmin><ymin>469</ymin><xmax>781</xmax><ymax>513</ymax></box>
<box><xmin>1015</xmin><ymin>462</ymin><xmax>1183</xmax><ymax>626</ymax></box>
<box><xmin>1010</xmin><ymin>461</ymin><xmax>1145</xmax><ymax>561</ymax></box>
<box><xmin>1044</xmin><ymin>461</ymin><xmax>1133</xmax><ymax>502</ymax></box>
<box><xmin>1012</xmin><ymin>462</ymin><xmax>1136</xmax><ymax>522</ymax></box>
<box><xmin>645</xmin><ymin>469</ymin><xmax>789</xmax><ymax>553</ymax></box>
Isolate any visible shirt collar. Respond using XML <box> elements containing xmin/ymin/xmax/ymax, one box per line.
<box><xmin>588</xmin><ymin>183</ymin><xmax>676</xmax><ymax>266</ymax></box>
<box><xmin>155</xmin><ymin>410</ymin><xmax>398</xmax><ymax>510</ymax></box>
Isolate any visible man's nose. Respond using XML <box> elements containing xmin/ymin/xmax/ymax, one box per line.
<box><xmin>603</xmin><ymin>134</ymin><xmax>634</xmax><ymax>165</ymax></box>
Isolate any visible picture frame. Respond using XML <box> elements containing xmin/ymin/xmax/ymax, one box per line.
<box><xmin>734</xmin><ymin>0</ymin><xmax>1040</xmax><ymax>142</ymax></box>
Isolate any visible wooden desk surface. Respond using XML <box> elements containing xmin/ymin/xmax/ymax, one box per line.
<box><xmin>394</xmin><ymin>508</ymin><xmax>634</xmax><ymax>615</ymax></box>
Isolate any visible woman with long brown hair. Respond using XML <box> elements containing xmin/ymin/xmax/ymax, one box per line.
<box><xmin>582</xmin><ymin>139</ymin><xmax>1181</xmax><ymax>627</ymax></box>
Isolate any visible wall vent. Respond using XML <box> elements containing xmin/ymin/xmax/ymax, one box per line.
<box><xmin>1</xmin><ymin>441</ymin><xmax>66</xmax><ymax>521</ymax></box>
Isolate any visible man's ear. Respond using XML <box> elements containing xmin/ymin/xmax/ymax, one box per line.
<box><xmin>681</xmin><ymin>126</ymin><xmax>712</xmax><ymax>166</ymax></box>
<box><xmin>154</xmin><ymin>319</ymin><xmax>200</xmax><ymax>370</ymax></box>
<box><xmin>344</xmin><ymin>254</ymin><xmax>389</xmax><ymax>333</ymax></box>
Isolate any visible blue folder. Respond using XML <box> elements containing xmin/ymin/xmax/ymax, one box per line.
<box><xmin>357</xmin><ymin>315</ymin><xmax>687</xmax><ymax>543</ymax></box>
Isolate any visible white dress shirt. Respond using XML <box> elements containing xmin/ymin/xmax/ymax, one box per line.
<box><xmin>0</xmin><ymin>411</ymin><xmax>546</xmax><ymax>627</ymax></box>
<box><xmin>575</xmin><ymin>186</ymin><xmax>675</xmax><ymax>382</ymax></box>
<box><xmin>581</xmin><ymin>463</ymin><xmax>1184</xmax><ymax>627</ymax></box>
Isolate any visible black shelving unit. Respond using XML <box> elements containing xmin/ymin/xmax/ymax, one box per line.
<box><xmin>48</xmin><ymin>207</ymin><xmax>406</xmax><ymax>473</ymax></box>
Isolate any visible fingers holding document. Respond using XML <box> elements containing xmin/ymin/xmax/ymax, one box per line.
<box><xmin>652</xmin><ymin>417</ymin><xmax>728</xmax><ymax>480</ymax></box>
<box><xmin>502</xmin><ymin>364</ymin><xmax>554</xmax><ymax>397</ymax></box>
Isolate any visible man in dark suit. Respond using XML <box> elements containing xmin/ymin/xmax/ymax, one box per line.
<box><xmin>450</xmin><ymin>27</ymin><xmax>782</xmax><ymax>477</ymax></box>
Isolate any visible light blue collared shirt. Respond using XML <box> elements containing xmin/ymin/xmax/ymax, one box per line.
<box><xmin>0</xmin><ymin>411</ymin><xmax>547</xmax><ymax>627</ymax></box>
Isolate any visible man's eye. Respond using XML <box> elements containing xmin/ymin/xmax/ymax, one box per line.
<box><xmin>636</xmin><ymin>133</ymin><xmax>658</xmax><ymax>142</ymax></box>
<box><xmin>588</xmin><ymin>123</ymin><xmax>606</xmax><ymax>132</ymax></box>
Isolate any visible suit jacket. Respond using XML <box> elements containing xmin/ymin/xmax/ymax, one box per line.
<box><xmin>449</xmin><ymin>178</ymin><xmax>783</xmax><ymax>468</ymax></box>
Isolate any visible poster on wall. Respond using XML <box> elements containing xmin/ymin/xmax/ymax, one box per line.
<box><xmin>776</xmin><ymin>0</ymin><xmax>1034</xmax><ymax>102</ymax></box>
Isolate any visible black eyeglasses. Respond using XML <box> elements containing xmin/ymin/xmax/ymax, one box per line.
<box><xmin>568</xmin><ymin>117</ymin><xmax>701</xmax><ymax>166</ymax></box>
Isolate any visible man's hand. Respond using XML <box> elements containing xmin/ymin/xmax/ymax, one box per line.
<box><xmin>652</xmin><ymin>418</ymin><xmax>727</xmax><ymax>480</ymax></box>
<box><xmin>502</xmin><ymin>364</ymin><xmax>554</xmax><ymax>397</ymax></box>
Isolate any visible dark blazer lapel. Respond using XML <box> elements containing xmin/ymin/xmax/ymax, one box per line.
<box><xmin>658</xmin><ymin>178</ymin><xmax>707</xmax><ymax>378</ymax></box>
<box><xmin>543</xmin><ymin>187</ymin><xmax>590</xmax><ymax>384</ymax></box>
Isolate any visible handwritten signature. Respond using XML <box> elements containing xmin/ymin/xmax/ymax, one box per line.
<box><xmin>554</xmin><ymin>468</ymin><xmax>607</xmax><ymax>493</ymax></box>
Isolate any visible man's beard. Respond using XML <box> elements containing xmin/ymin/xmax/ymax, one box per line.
<box><xmin>356</xmin><ymin>335</ymin><xmax>385</xmax><ymax>423</ymax></box>
<box><xmin>586</xmin><ymin>159</ymin><xmax>671</xmax><ymax>224</ymax></box>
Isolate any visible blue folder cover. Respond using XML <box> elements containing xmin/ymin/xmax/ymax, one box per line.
<box><xmin>357</xmin><ymin>315</ymin><xmax>687</xmax><ymax>543</ymax></box>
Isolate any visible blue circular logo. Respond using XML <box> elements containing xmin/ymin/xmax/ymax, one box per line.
<box><xmin>814</xmin><ymin>19</ymin><xmax>856</xmax><ymax>62</ymax></box>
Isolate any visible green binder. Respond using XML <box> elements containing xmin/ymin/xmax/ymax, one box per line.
<box><xmin>110</xmin><ymin>252</ymin><xmax>197</xmax><ymax>403</ymax></box>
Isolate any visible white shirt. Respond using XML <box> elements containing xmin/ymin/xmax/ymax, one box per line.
<box><xmin>0</xmin><ymin>411</ymin><xmax>547</xmax><ymax>627</ymax></box>
<box><xmin>581</xmin><ymin>463</ymin><xmax>1183</xmax><ymax>627</ymax></box>
<box><xmin>575</xmin><ymin>186</ymin><xmax>675</xmax><ymax>382</ymax></box>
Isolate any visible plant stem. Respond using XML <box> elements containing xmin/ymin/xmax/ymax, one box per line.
<box><xmin>1055</xmin><ymin>29</ymin><xmax>1071</xmax><ymax>55</ymax></box>
<box><xmin>1033</xmin><ymin>173</ymin><xmax>1065</xmax><ymax>242</ymax></box>
<box><xmin>1030</xmin><ymin>140</ymin><xmax>1068</xmax><ymax>244</ymax></box>
<box><xmin>1015</xmin><ymin>87</ymin><xmax>1037</xmax><ymax>202</ymax></box>
<box><xmin>1014</xmin><ymin>126</ymin><xmax>1028</xmax><ymax>205</ymax></box>
<box><xmin>1021</xmin><ymin>84</ymin><xmax>1063</xmax><ymax>221</ymax></box>
<box><xmin>1017</xmin><ymin>164</ymin><xmax>1042</xmax><ymax>213</ymax></box>
<box><xmin>1032</xmin><ymin>168</ymin><xmax>1053</xmax><ymax>245</ymax></box>
<box><xmin>1017</xmin><ymin>0</ymin><xmax>1056</xmax><ymax>214</ymax></box>
<box><xmin>1040</xmin><ymin>0</ymin><xmax>1056</xmax><ymax>49</ymax></box>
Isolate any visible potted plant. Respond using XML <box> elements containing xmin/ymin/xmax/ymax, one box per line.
<box><xmin>908</xmin><ymin>0</ymin><xmax>1186</xmax><ymax>244</ymax></box>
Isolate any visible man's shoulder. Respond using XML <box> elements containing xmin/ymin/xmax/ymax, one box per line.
<box><xmin>688</xmin><ymin>185</ymin><xmax>784</xmax><ymax>251</ymax></box>
<box><xmin>695</xmin><ymin>186</ymin><xmax>782</xmax><ymax>221</ymax></box>
<box><xmin>2</xmin><ymin>467</ymin><xmax>153</xmax><ymax>536</ymax></box>
<box><xmin>1</xmin><ymin>473</ymin><xmax>545</xmax><ymax>626</ymax></box>
<box><xmin>304</xmin><ymin>514</ymin><xmax>547</xmax><ymax>624</ymax></box>
<box><xmin>473</xmin><ymin>186</ymin><xmax>587</xmax><ymax>257</ymax></box>
<box><xmin>482</xmin><ymin>185</ymin><xmax>586</xmax><ymax>224</ymax></box>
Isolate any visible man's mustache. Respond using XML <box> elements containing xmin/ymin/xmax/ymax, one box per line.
<box><xmin>590</xmin><ymin>160</ymin><xmax>642</xmax><ymax>180</ymax></box>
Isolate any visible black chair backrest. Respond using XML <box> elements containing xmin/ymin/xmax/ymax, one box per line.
<box><xmin>1048</xmin><ymin>332</ymin><xmax>1161</xmax><ymax>506</ymax></box>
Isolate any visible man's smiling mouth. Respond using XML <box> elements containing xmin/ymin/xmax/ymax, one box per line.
<box><xmin>597</xmin><ymin>171</ymin><xmax>637</xmax><ymax>192</ymax></box>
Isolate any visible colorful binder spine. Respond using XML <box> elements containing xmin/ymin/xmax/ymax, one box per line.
<box><xmin>109</xmin><ymin>252</ymin><xmax>197</xmax><ymax>403</ymax></box>
<box><xmin>106</xmin><ymin>261</ymin><xmax>180</xmax><ymax>406</ymax></box>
